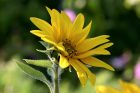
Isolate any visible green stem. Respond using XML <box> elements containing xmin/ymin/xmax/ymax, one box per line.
<box><xmin>46</xmin><ymin>51</ymin><xmax>60</xmax><ymax>93</ymax></box>
<box><xmin>53</xmin><ymin>64</ymin><xmax>60</xmax><ymax>93</ymax></box>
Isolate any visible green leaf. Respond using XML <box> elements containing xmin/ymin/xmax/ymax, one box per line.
<box><xmin>16</xmin><ymin>61</ymin><xmax>47</xmax><ymax>81</ymax></box>
<box><xmin>36</xmin><ymin>49</ymin><xmax>47</xmax><ymax>53</ymax></box>
<box><xmin>23</xmin><ymin>59</ymin><xmax>52</xmax><ymax>68</ymax></box>
<box><xmin>39</xmin><ymin>41</ymin><xmax>49</xmax><ymax>48</ymax></box>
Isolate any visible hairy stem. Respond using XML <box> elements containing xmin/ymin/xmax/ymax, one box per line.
<box><xmin>46</xmin><ymin>52</ymin><xmax>60</xmax><ymax>93</ymax></box>
<box><xmin>53</xmin><ymin>64</ymin><xmax>60</xmax><ymax>93</ymax></box>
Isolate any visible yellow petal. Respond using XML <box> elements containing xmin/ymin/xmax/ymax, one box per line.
<box><xmin>77</xmin><ymin>71</ymin><xmax>88</xmax><ymax>87</ymax></box>
<box><xmin>96</xmin><ymin>86</ymin><xmax>120</xmax><ymax>93</ymax></box>
<box><xmin>69</xmin><ymin>59</ymin><xmax>85</xmax><ymax>74</ymax></box>
<box><xmin>41</xmin><ymin>37</ymin><xmax>67</xmax><ymax>55</ymax></box>
<box><xmin>96</xmin><ymin>42</ymin><xmax>114</xmax><ymax>50</ymax></box>
<box><xmin>30</xmin><ymin>17</ymin><xmax>53</xmax><ymax>35</ymax></box>
<box><xmin>61</xmin><ymin>11</ymin><xmax>72</xmax><ymax>25</ymax></box>
<box><xmin>72</xmin><ymin>21</ymin><xmax>92</xmax><ymax>45</ymax></box>
<box><xmin>46</xmin><ymin>7</ymin><xmax>60</xmax><ymax>29</ymax></box>
<box><xmin>81</xmin><ymin>57</ymin><xmax>115</xmax><ymax>71</ymax></box>
<box><xmin>46</xmin><ymin>7</ymin><xmax>52</xmax><ymax>16</ymax></box>
<box><xmin>30</xmin><ymin>30</ymin><xmax>46</xmax><ymax>37</ymax></box>
<box><xmin>73</xmin><ymin>13</ymin><xmax>84</xmax><ymax>31</ymax></box>
<box><xmin>51</xmin><ymin>9</ymin><xmax>60</xmax><ymax>28</ymax></box>
<box><xmin>46</xmin><ymin>7</ymin><xmax>61</xmax><ymax>42</ymax></box>
<box><xmin>88</xmin><ymin>72</ymin><xmax>96</xmax><ymax>86</ymax></box>
<box><xmin>69</xmin><ymin>59</ymin><xmax>87</xmax><ymax>86</ymax></box>
<box><xmin>68</xmin><ymin>13</ymin><xmax>84</xmax><ymax>39</ymax></box>
<box><xmin>51</xmin><ymin>10</ymin><xmax>61</xmax><ymax>42</ymax></box>
<box><xmin>120</xmin><ymin>80</ymin><xmax>140</xmax><ymax>93</ymax></box>
<box><xmin>56</xmin><ymin>42</ymin><xmax>68</xmax><ymax>56</ymax></box>
<box><xmin>76</xmin><ymin>35</ymin><xmax>110</xmax><ymax>53</ymax></box>
<box><xmin>59</xmin><ymin>55</ymin><xmax>69</xmax><ymax>68</ymax></box>
<box><xmin>41</xmin><ymin>36</ymin><xmax>56</xmax><ymax>46</ymax></box>
<box><xmin>75</xmin><ymin>43</ymin><xmax>113</xmax><ymax>58</ymax></box>
<box><xmin>76</xmin><ymin>49</ymin><xmax>110</xmax><ymax>58</ymax></box>
<box><xmin>76</xmin><ymin>60</ymin><xmax>96</xmax><ymax>86</ymax></box>
<box><xmin>60</xmin><ymin>11</ymin><xmax>72</xmax><ymax>40</ymax></box>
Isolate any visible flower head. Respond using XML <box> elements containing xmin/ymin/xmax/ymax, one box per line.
<box><xmin>96</xmin><ymin>80</ymin><xmax>140</xmax><ymax>93</ymax></box>
<box><xmin>30</xmin><ymin>7</ymin><xmax>114</xmax><ymax>86</ymax></box>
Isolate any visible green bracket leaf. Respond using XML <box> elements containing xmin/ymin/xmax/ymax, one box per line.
<box><xmin>16</xmin><ymin>61</ymin><xmax>47</xmax><ymax>81</ymax></box>
<box><xmin>23</xmin><ymin>59</ymin><xmax>52</xmax><ymax>68</ymax></box>
<box><xmin>39</xmin><ymin>41</ymin><xmax>50</xmax><ymax>48</ymax></box>
<box><xmin>36</xmin><ymin>49</ymin><xmax>47</xmax><ymax>53</ymax></box>
<box><xmin>16</xmin><ymin>61</ymin><xmax>53</xmax><ymax>93</ymax></box>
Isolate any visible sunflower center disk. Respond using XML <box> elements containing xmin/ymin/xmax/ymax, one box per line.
<box><xmin>63</xmin><ymin>39</ymin><xmax>77</xmax><ymax>58</ymax></box>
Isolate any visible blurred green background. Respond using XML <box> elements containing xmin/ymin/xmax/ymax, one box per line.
<box><xmin>0</xmin><ymin>0</ymin><xmax>140</xmax><ymax>93</ymax></box>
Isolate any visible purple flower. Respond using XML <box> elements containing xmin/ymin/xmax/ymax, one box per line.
<box><xmin>111</xmin><ymin>51</ymin><xmax>132</xmax><ymax>69</ymax></box>
<box><xmin>111</xmin><ymin>57</ymin><xmax>126</xmax><ymax>69</ymax></box>
<box><xmin>64</xmin><ymin>9</ymin><xmax>76</xmax><ymax>22</ymax></box>
<box><xmin>134</xmin><ymin>58</ymin><xmax>140</xmax><ymax>80</ymax></box>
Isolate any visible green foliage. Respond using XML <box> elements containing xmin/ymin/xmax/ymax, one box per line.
<box><xmin>0</xmin><ymin>57</ymin><xmax>49</xmax><ymax>93</ymax></box>
<box><xmin>16</xmin><ymin>60</ymin><xmax>54</xmax><ymax>92</ymax></box>
<box><xmin>16</xmin><ymin>61</ymin><xmax>47</xmax><ymax>82</ymax></box>
<box><xmin>39</xmin><ymin>41</ymin><xmax>50</xmax><ymax>49</ymax></box>
<box><xmin>1</xmin><ymin>0</ymin><xmax>140</xmax><ymax>93</ymax></box>
<box><xmin>23</xmin><ymin>59</ymin><xmax>52</xmax><ymax>68</ymax></box>
<box><xmin>0</xmin><ymin>58</ymin><xmax>112</xmax><ymax>93</ymax></box>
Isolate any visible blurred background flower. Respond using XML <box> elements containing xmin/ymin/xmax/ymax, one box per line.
<box><xmin>111</xmin><ymin>50</ymin><xmax>132</xmax><ymax>70</ymax></box>
<box><xmin>96</xmin><ymin>80</ymin><xmax>140</xmax><ymax>93</ymax></box>
<box><xmin>134</xmin><ymin>58</ymin><xmax>140</xmax><ymax>80</ymax></box>
<box><xmin>64</xmin><ymin>9</ymin><xmax>76</xmax><ymax>22</ymax></box>
<box><xmin>0</xmin><ymin>0</ymin><xmax>140</xmax><ymax>93</ymax></box>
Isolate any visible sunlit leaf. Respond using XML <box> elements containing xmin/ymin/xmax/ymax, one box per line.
<box><xmin>36</xmin><ymin>49</ymin><xmax>47</xmax><ymax>53</ymax></box>
<box><xmin>16</xmin><ymin>61</ymin><xmax>47</xmax><ymax>81</ymax></box>
<box><xmin>23</xmin><ymin>59</ymin><xmax>52</xmax><ymax>68</ymax></box>
<box><xmin>39</xmin><ymin>41</ymin><xmax>50</xmax><ymax>48</ymax></box>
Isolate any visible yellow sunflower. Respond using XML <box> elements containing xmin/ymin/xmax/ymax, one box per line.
<box><xmin>96</xmin><ymin>80</ymin><xmax>140</xmax><ymax>93</ymax></box>
<box><xmin>30</xmin><ymin>7</ymin><xmax>114</xmax><ymax>86</ymax></box>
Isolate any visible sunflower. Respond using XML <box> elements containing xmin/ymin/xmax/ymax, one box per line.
<box><xmin>96</xmin><ymin>80</ymin><xmax>140</xmax><ymax>93</ymax></box>
<box><xmin>30</xmin><ymin>7</ymin><xmax>114</xmax><ymax>86</ymax></box>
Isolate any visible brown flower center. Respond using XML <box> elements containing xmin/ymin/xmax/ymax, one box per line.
<box><xmin>63</xmin><ymin>39</ymin><xmax>77</xmax><ymax>58</ymax></box>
